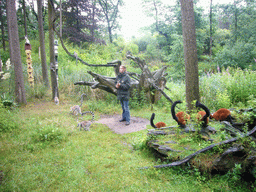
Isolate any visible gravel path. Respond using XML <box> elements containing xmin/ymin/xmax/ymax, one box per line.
<box><xmin>95</xmin><ymin>114</ymin><xmax>150</xmax><ymax>134</ymax></box>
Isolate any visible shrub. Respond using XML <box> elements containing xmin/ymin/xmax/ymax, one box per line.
<box><xmin>200</xmin><ymin>67</ymin><xmax>256</xmax><ymax>110</ymax></box>
<box><xmin>0</xmin><ymin>105</ymin><xmax>19</xmax><ymax>133</ymax></box>
<box><xmin>214</xmin><ymin>42</ymin><xmax>256</xmax><ymax>69</ymax></box>
<box><xmin>31</xmin><ymin>124</ymin><xmax>66</xmax><ymax>143</ymax></box>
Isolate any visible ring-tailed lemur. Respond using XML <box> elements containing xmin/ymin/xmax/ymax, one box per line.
<box><xmin>54</xmin><ymin>86</ymin><xmax>59</xmax><ymax>105</ymax></box>
<box><xmin>70</xmin><ymin>93</ymin><xmax>87</xmax><ymax>115</ymax></box>
<box><xmin>77</xmin><ymin>111</ymin><xmax>95</xmax><ymax>131</ymax></box>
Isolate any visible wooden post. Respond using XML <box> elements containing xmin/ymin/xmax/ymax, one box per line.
<box><xmin>25</xmin><ymin>37</ymin><xmax>34</xmax><ymax>87</ymax></box>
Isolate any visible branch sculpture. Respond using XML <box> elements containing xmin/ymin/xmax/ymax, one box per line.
<box><xmin>54</xmin><ymin>24</ymin><xmax>173</xmax><ymax>103</ymax></box>
<box><xmin>69</xmin><ymin>53</ymin><xmax>172</xmax><ymax>103</ymax></box>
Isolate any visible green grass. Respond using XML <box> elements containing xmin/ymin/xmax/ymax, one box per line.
<box><xmin>0</xmin><ymin>95</ymin><xmax>253</xmax><ymax>191</ymax></box>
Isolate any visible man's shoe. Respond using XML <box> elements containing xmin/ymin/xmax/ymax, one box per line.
<box><xmin>125</xmin><ymin>121</ymin><xmax>130</xmax><ymax>125</ymax></box>
<box><xmin>119</xmin><ymin>119</ymin><xmax>126</xmax><ymax>122</ymax></box>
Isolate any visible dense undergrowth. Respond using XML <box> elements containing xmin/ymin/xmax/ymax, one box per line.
<box><xmin>0</xmin><ymin>42</ymin><xmax>256</xmax><ymax>191</ymax></box>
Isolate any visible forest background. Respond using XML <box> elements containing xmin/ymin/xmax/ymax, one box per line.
<box><xmin>0</xmin><ymin>0</ymin><xmax>256</xmax><ymax>191</ymax></box>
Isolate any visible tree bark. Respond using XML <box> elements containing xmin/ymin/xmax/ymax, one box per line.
<box><xmin>6</xmin><ymin>0</ymin><xmax>27</xmax><ymax>104</ymax></box>
<box><xmin>22</xmin><ymin>0</ymin><xmax>27</xmax><ymax>37</ymax></box>
<box><xmin>209</xmin><ymin>0</ymin><xmax>213</xmax><ymax>57</ymax></box>
<box><xmin>0</xmin><ymin>3</ymin><xmax>6</xmax><ymax>51</ymax></box>
<box><xmin>180</xmin><ymin>0</ymin><xmax>199</xmax><ymax>110</ymax></box>
<box><xmin>48</xmin><ymin>0</ymin><xmax>58</xmax><ymax>99</ymax></box>
<box><xmin>233</xmin><ymin>0</ymin><xmax>238</xmax><ymax>42</ymax></box>
<box><xmin>37</xmin><ymin>0</ymin><xmax>49</xmax><ymax>87</ymax></box>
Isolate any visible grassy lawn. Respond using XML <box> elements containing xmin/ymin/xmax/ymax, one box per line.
<box><xmin>0</xmin><ymin>96</ymin><xmax>250</xmax><ymax>191</ymax></box>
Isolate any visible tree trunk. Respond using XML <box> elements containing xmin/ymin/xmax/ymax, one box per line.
<box><xmin>37</xmin><ymin>0</ymin><xmax>49</xmax><ymax>87</ymax></box>
<box><xmin>6</xmin><ymin>0</ymin><xmax>27</xmax><ymax>104</ymax></box>
<box><xmin>60</xmin><ymin>0</ymin><xmax>62</xmax><ymax>37</ymax></box>
<box><xmin>209</xmin><ymin>0</ymin><xmax>213</xmax><ymax>57</ymax></box>
<box><xmin>107</xmin><ymin>21</ymin><xmax>113</xmax><ymax>43</ymax></box>
<box><xmin>22</xmin><ymin>0</ymin><xmax>27</xmax><ymax>37</ymax></box>
<box><xmin>180</xmin><ymin>0</ymin><xmax>199</xmax><ymax>110</ymax></box>
<box><xmin>48</xmin><ymin>0</ymin><xmax>58</xmax><ymax>99</ymax></box>
<box><xmin>0</xmin><ymin>4</ymin><xmax>6</xmax><ymax>51</ymax></box>
<box><xmin>91</xmin><ymin>0</ymin><xmax>96</xmax><ymax>42</ymax></box>
<box><xmin>233</xmin><ymin>0</ymin><xmax>238</xmax><ymax>42</ymax></box>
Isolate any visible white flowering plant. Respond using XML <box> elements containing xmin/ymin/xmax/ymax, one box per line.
<box><xmin>0</xmin><ymin>58</ymin><xmax>11</xmax><ymax>81</ymax></box>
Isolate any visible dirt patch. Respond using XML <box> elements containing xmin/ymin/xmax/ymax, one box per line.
<box><xmin>95</xmin><ymin>114</ymin><xmax>150</xmax><ymax>134</ymax></box>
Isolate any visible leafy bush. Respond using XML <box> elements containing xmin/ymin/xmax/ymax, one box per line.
<box><xmin>214</xmin><ymin>42</ymin><xmax>256</xmax><ymax>69</ymax></box>
<box><xmin>0</xmin><ymin>105</ymin><xmax>18</xmax><ymax>133</ymax></box>
<box><xmin>122</xmin><ymin>43</ymin><xmax>139</xmax><ymax>57</ymax></box>
<box><xmin>31</xmin><ymin>124</ymin><xmax>66</xmax><ymax>143</ymax></box>
<box><xmin>200</xmin><ymin>67</ymin><xmax>256</xmax><ymax>110</ymax></box>
<box><xmin>130</xmin><ymin>88</ymin><xmax>148</xmax><ymax>110</ymax></box>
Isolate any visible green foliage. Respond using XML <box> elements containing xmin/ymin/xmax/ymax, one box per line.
<box><xmin>26</xmin><ymin>83</ymin><xmax>48</xmax><ymax>100</ymax></box>
<box><xmin>0</xmin><ymin>93</ymin><xmax>16</xmax><ymax>108</ymax></box>
<box><xmin>145</xmin><ymin>36</ymin><xmax>163</xmax><ymax>61</ymax></box>
<box><xmin>31</xmin><ymin>124</ymin><xmax>66</xmax><ymax>144</ymax></box>
<box><xmin>130</xmin><ymin>134</ymin><xmax>148</xmax><ymax>151</ymax></box>
<box><xmin>193</xmin><ymin>168</ymin><xmax>206</xmax><ymax>183</ymax></box>
<box><xmin>0</xmin><ymin>105</ymin><xmax>18</xmax><ymax>133</ymax></box>
<box><xmin>225</xmin><ymin>164</ymin><xmax>242</xmax><ymax>183</ymax></box>
<box><xmin>113</xmin><ymin>37</ymin><xmax>126</xmax><ymax>51</ymax></box>
<box><xmin>196</xmin><ymin>28</ymin><xmax>209</xmax><ymax>56</ymax></box>
<box><xmin>168</xmin><ymin>35</ymin><xmax>184</xmax><ymax>64</ymax></box>
<box><xmin>214</xmin><ymin>42</ymin><xmax>256</xmax><ymax>70</ymax></box>
<box><xmin>122</xmin><ymin>42</ymin><xmax>139</xmax><ymax>57</ymax></box>
<box><xmin>215</xmin><ymin>89</ymin><xmax>231</xmax><ymax>109</ymax></box>
<box><xmin>212</xmin><ymin>29</ymin><xmax>231</xmax><ymax>50</ymax></box>
<box><xmin>130</xmin><ymin>88</ymin><xmax>148</xmax><ymax>110</ymax></box>
<box><xmin>133</xmin><ymin>36</ymin><xmax>149</xmax><ymax>52</ymax></box>
<box><xmin>0</xmin><ymin>49</ymin><xmax>10</xmax><ymax>65</ymax></box>
<box><xmin>200</xmin><ymin>67</ymin><xmax>256</xmax><ymax>110</ymax></box>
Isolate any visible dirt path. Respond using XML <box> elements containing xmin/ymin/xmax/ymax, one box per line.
<box><xmin>95</xmin><ymin>114</ymin><xmax>150</xmax><ymax>134</ymax></box>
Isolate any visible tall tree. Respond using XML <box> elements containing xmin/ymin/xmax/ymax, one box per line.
<box><xmin>209</xmin><ymin>0</ymin><xmax>213</xmax><ymax>57</ymax></box>
<box><xmin>22</xmin><ymin>0</ymin><xmax>27</xmax><ymax>36</ymax></box>
<box><xmin>48</xmin><ymin>0</ymin><xmax>58</xmax><ymax>100</ymax></box>
<box><xmin>142</xmin><ymin>0</ymin><xmax>169</xmax><ymax>39</ymax></box>
<box><xmin>98</xmin><ymin>0</ymin><xmax>123</xmax><ymax>43</ymax></box>
<box><xmin>6</xmin><ymin>0</ymin><xmax>27</xmax><ymax>104</ymax></box>
<box><xmin>180</xmin><ymin>0</ymin><xmax>199</xmax><ymax>110</ymax></box>
<box><xmin>37</xmin><ymin>0</ymin><xmax>49</xmax><ymax>87</ymax></box>
<box><xmin>233</xmin><ymin>0</ymin><xmax>238</xmax><ymax>42</ymax></box>
<box><xmin>90</xmin><ymin>0</ymin><xmax>97</xmax><ymax>42</ymax></box>
<box><xmin>0</xmin><ymin>0</ymin><xmax>6</xmax><ymax>51</ymax></box>
<box><xmin>61</xmin><ymin>0</ymin><xmax>99</xmax><ymax>44</ymax></box>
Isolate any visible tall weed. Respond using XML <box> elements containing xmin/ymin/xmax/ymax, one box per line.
<box><xmin>200</xmin><ymin>68</ymin><xmax>256</xmax><ymax>110</ymax></box>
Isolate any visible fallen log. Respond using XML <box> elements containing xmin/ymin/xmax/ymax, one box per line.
<box><xmin>141</xmin><ymin>125</ymin><xmax>256</xmax><ymax>169</ymax></box>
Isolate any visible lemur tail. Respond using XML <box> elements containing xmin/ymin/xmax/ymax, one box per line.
<box><xmin>79</xmin><ymin>93</ymin><xmax>87</xmax><ymax>107</ymax></box>
<box><xmin>82</xmin><ymin>111</ymin><xmax>95</xmax><ymax>122</ymax></box>
<box><xmin>196</xmin><ymin>101</ymin><xmax>210</xmax><ymax>127</ymax></box>
<box><xmin>150</xmin><ymin>113</ymin><xmax>157</xmax><ymax>128</ymax></box>
<box><xmin>171</xmin><ymin>100</ymin><xmax>182</xmax><ymax>122</ymax></box>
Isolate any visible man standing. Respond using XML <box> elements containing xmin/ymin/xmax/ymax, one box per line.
<box><xmin>115</xmin><ymin>65</ymin><xmax>131</xmax><ymax>125</ymax></box>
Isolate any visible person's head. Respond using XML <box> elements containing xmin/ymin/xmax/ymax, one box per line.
<box><xmin>119</xmin><ymin>65</ymin><xmax>126</xmax><ymax>74</ymax></box>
